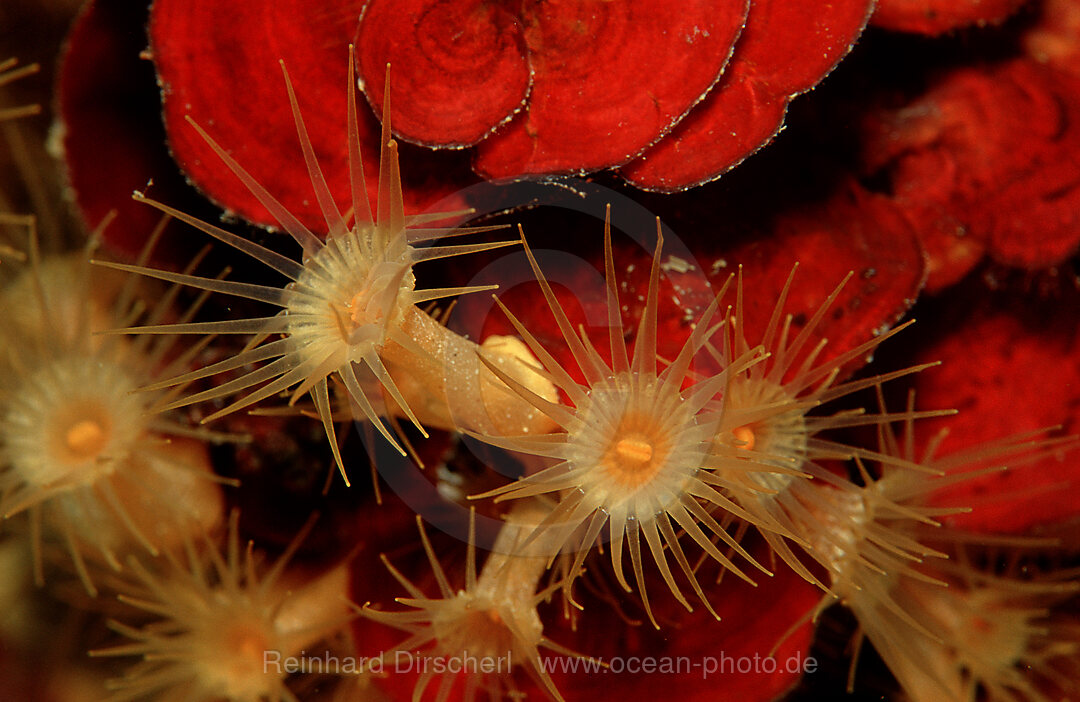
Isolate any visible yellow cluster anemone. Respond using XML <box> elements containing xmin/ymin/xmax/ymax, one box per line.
<box><xmin>886</xmin><ymin>549</ymin><xmax>1080</xmax><ymax>702</ymax></box>
<box><xmin>702</xmin><ymin>267</ymin><xmax>950</xmax><ymax>588</ymax></box>
<box><xmin>0</xmin><ymin>223</ymin><xmax>224</xmax><ymax>595</ymax></box>
<box><xmin>469</xmin><ymin>212</ymin><xmax>800</xmax><ymax>628</ymax></box>
<box><xmin>109</xmin><ymin>48</ymin><xmax>553</xmax><ymax>485</ymax></box>
<box><xmin>781</xmin><ymin>387</ymin><xmax>1079</xmax><ymax>699</ymax></box>
<box><xmin>363</xmin><ymin>505</ymin><xmax>582</xmax><ymax>702</ymax></box>
<box><xmin>93</xmin><ymin>512</ymin><xmax>352</xmax><ymax>702</ymax></box>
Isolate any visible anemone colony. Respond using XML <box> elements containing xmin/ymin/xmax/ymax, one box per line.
<box><xmin>2</xmin><ymin>2</ymin><xmax>1080</xmax><ymax>702</ymax></box>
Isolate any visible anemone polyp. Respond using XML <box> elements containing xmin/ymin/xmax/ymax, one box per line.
<box><xmin>719</xmin><ymin>377</ymin><xmax>810</xmax><ymax>487</ymax></box>
<box><xmin>5</xmin><ymin>356</ymin><xmax>141</xmax><ymax>488</ymax></box>
<box><xmin>860</xmin><ymin>546</ymin><xmax>1080</xmax><ymax>702</ymax></box>
<box><xmin>787</xmin><ymin>457</ymin><xmax>955</xmax><ymax>653</ymax></box>
<box><xmin>109</xmin><ymin>47</ymin><xmax>518</xmax><ymax>485</ymax></box>
<box><xmin>364</xmin><ymin>506</ymin><xmax>578</xmax><ymax>702</ymax></box>
<box><xmin>93</xmin><ymin>512</ymin><xmax>352</xmax><ymax>702</ymax></box>
<box><xmin>570</xmin><ymin>379</ymin><xmax>699</xmax><ymax>501</ymax></box>
<box><xmin>0</xmin><ymin>235</ymin><xmax>224</xmax><ymax>595</ymax></box>
<box><xmin>701</xmin><ymin>267</ymin><xmax>951</xmax><ymax>588</ymax></box>
<box><xmin>801</xmin><ymin>389</ymin><xmax>1080</xmax><ymax>699</ymax></box>
<box><xmin>468</xmin><ymin>211</ymin><xmax>802</xmax><ymax>628</ymax></box>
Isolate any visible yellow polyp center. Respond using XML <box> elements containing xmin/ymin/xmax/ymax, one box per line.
<box><xmin>65</xmin><ymin>419</ymin><xmax>108</xmax><ymax>459</ymax></box>
<box><xmin>328</xmin><ymin>285</ymin><xmax>389</xmax><ymax>345</ymax></box>
<box><xmin>971</xmin><ymin>614</ymin><xmax>994</xmax><ymax>636</ymax></box>
<box><xmin>615</xmin><ymin>437</ymin><xmax>654</xmax><ymax>465</ymax></box>
<box><xmin>330</xmin><ymin>295</ymin><xmax>374</xmax><ymax>341</ymax></box>
<box><xmin>602</xmin><ymin>420</ymin><xmax>668</xmax><ymax>489</ymax></box>
<box><xmin>201</xmin><ymin>619</ymin><xmax>277</xmax><ymax>697</ymax></box>
<box><xmin>910</xmin><ymin>582</ymin><xmax>1034</xmax><ymax>680</ymax></box>
<box><xmin>733</xmin><ymin>425</ymin><xmax>756</xmax><ymax>451</ymax></box>
<box><xmin>348</xmin><ymin>288</ymin><xmax>378</xmax><ymax>327</ymax></box>
<box><xmin>49</xmin><ymin>401</ymin><xmax>114</xmax><ymax>469</ymax></box>
<box><xmin>436</xmin><ymin>601</ymin><xmax>515</xmax><ymax>661</ymax></box>
<box><xmin>232</xmin><ymin>629</ymin><xmax>268</xmax><ymax>667</ymax></box>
